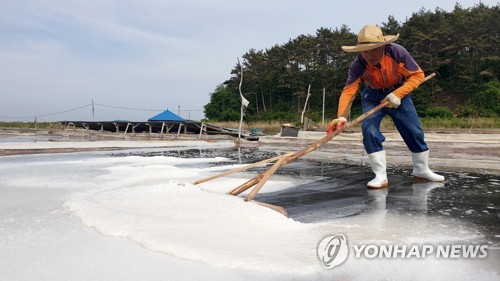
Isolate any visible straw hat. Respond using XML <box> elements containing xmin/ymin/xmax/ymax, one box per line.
<box><xmin>342</xmin><ymin>25</ymin><xmax>399</xmax><ymax>52</ymax></box>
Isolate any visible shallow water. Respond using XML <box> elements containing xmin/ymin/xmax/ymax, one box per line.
<box><xmin>0</xmin><ymin>136</ymin><xmax>52</xmax><ymax>142</ymax></box>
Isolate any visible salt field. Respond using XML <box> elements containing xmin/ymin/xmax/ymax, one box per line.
<box><xmin>0</xmin><ymin>144</ymin><xmax>499</xmax><ymax>281</ymax></box>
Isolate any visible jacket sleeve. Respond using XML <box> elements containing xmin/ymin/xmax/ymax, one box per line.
<box><xmin>391</xmin><ymin>46</ymin><xmax>425</xmax><ymax>99</ymax></box>
<box><xmin>337</xmin><ymin>58</ymin><xmax>364</xmax><ymax>118</ymax></box>
<box><xmin>392</xmin><ymin>65</ymin><xmax>424</xmax><ymax>99</ymax></box>
<box><xmin>337</xmin><ymin>77</ymin><xmax>361</xmax><ymax>119</ymax></box>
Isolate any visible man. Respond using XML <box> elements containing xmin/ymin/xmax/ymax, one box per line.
<box><xmin>327</xmin><ymin>24</ymin><xmax>444</xmax><ymax>188</ymax></box>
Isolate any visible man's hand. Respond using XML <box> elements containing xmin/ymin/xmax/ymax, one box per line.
<box><xmin>382</xmin><ymin>93</ymin><xmax>401</xmax><ymax>108</ymax></box>
<box><xmin>326</xmin><ymin>117</ymin><xmax>347</xmax><ymax>135</ymax></box>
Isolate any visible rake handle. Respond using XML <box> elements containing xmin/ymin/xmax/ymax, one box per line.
<box><xmin>244</xmin><ymin>155</ymin><xmax>289</xmax><ymax>201</ymax></box>
<box><xmin>242</xmin><ymin>73</ymin><xmax>436</xmax><ymax>201</ymax></box>
<box><xmin>271</xmin><ymin>73</ymin><xmax>436</xmax><ymax>166</ymax></box>
<box><xmin>193</xmin><ymin>154</ymin><xmax>288</xmax><ymax>185</ymax></box>
<box><xmin>228</xmin><ymin>100</ymin><xmax>387</xmax><ymax>199</ymax></box>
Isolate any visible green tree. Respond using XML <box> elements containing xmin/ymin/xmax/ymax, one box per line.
<box><xmin>206</xmin><ymin>3</ymin><xmax>499</xmax><ymax>121</ymax></box>
<box><xmin>381</xmin><ymin>15</ymin><xmax>402</xmax><ymax>35</ymax></box>
<box><xmin>203</xmin><ymin>84</ymin><xmax>241</xmax><ymax>121</ymax></box>
<box><xmin>469</xmin><ymin>81</ymin><xmax>500</xmax><ymax>117</ymax></box>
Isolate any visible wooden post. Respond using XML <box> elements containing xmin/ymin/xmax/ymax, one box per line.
<box><xmin>123</xmin><ymin>123</ymin><xmax>131</xmax><ymax>137</ymax></box>
<box><xmin>322</xmin><ymin>88</ymin><xmax>325</xmax><ymax>126</ymax></box>
<box><xmin>237</xmin><ymin>58</ymin><xmax>248</xmax><ymax>141</ymax></box>
<box><xmin>301</xmin><ymin>84</ymin><xmax>311</xmax><ymax>125</ymax></box>
<box><xmin>198</xmin><ymin>122</ymin><xmax>204</xmax><ymax>140</ymax></box>
<box><xmin>65</xmin><ymin>122</ymin><xmax>75</xmax><ymax>134</ymax></box>
<box><xmin>176</xmin><ymin>123</ymin><xmax>183</xmax><ymax>138</ymax></box>
<box><xmin>166</xmin><ymin>124</ymin><xmax>173</xmax><ymax>134</ymax></box>
<box><xmin>160</xmin><ymin>122</ymin><xmax>165</xmax><ymax>139</ymax></box>
<box><xmin>132</xmin><ymin>123</ymin><xmax>140</xmax><ymax>134</ymax></box>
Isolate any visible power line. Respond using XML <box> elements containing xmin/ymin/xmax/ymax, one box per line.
<box><xmin>94</xmin><ymin>103</ymin><xmax>163</xmax><ymax>112</ymax></box>
<box><xmin>94</xmin><ymin>103</ymin><xmax>203</xmax><ymax>112</ymax></box>
<box><xmin>0</xmin><ymin>102</ymin><xmax>204</xmax><ymax>120</ymax></box>
<box><xmin>0</xmin><ymin>104</ymin><xmax>91</xmax><ymax>119</ymax></box>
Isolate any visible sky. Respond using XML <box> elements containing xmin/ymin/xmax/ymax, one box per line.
<box><xmin>0</xmin><ymin>0</ymin><xmax>497</xmax><ymax>122</ymax></box>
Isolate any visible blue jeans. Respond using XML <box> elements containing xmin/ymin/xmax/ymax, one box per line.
<box><xmin>361</xmin><ymin>88</ymin><xmax>429</xmax><ymax>154</ymax></box>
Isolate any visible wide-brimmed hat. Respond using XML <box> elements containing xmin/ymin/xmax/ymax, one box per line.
<box><xmin>342</xmin><ymin>25</ymin><xmax>399</xmax><ymax>52</ymax></box>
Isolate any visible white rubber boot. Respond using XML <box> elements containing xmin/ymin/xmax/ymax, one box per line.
<box><xmin>411</xmin><ymin>150</ymin><xmax>445</xmax><ymax>181</ymax></box>
<box><xmin>367</xmin><ymin>150</ymin><xmax>388</xmax><ymax>188</ymax></box>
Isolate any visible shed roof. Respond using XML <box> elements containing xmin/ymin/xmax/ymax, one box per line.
<box><xmin>148</xmin><ymin>109</ymin><xmax>186</xmax><ymax>122</ymax></box>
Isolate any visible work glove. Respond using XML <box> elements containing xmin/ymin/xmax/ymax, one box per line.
<box><xmin>382</xmin><ymin>93</ymin><xmax>401</xmax><ymax>108</ymax></box>
<box><xmin>326</xmin><ymin>117</ymin><xmax>347</xmax><ymax>135</ymax></box>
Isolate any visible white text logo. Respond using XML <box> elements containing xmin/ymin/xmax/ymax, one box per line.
<box><xmin>317</xmin><ymin>234</ymin><xmax>488</xmax><ymax>269</ymax></box>
<box><xmin>352</xmin><ymin>244</ymin><xmax>488</xmax><ymax>259</ymax></box>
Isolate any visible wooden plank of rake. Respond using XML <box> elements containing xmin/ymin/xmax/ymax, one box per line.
<box><xmin>227</xmin><ymin>152</ymin><xmax>294</xmax><ymax>195</ymax></box>
<box><xmin>253</xmin><ymin>201</ymin><xmax>288</xmax><ymax>217</ymax></box>
<box><xmin>240</xmin><ymin>73</ymin><xmax>436</xmax><ymax>202</ymax></box>
<box><xmin>192</xmin><ymin>153</ymin><xmax>291</xmax><ymax>185</ymax></box>
<box><xmin>243</xmin><ymin>154</ymin><xmax>289</xmax><ymax>201</ymax></box>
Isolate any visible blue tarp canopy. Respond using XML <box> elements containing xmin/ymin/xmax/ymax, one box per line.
<box><xmin>148</xmin><ymin>109</ymin><xmax>186</xmax><ymax>122</ymax></box>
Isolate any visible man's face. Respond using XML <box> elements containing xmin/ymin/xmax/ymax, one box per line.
<box><xmin>361</xmin><ymin>46</ymin><xmax>384</xmax><ymax>66</ymax></box>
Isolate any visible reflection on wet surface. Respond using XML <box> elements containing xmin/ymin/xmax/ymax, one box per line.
<box><xmin>112</xmin><ymin>147</ymin><xmax>278</xmax><ymax>167</ymax></box>
<box><xmin>114</xmin><ymin>147</ymin><xmax>500</xmax><ymax>247</ymax></box>
<box><xmin>0</xmin><ymin>136</ymin><xmax>52</xmax><ymax>142</ymax></box>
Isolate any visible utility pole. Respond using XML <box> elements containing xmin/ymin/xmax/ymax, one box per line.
<box><xmin>322</xmin><ymin>88</ymin><xmax>325</xmax><ymax>126</ymax></box>
<box><xmin>301</xmin><ymin>84</ymin><xmax>311</xmax><ymax>125</ymax></box>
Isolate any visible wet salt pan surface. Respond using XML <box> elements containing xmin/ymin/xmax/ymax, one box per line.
<box><xmin>0</xmin><ymin>147</ymin><xmax>498</xmax><ymax>281</ymax></box>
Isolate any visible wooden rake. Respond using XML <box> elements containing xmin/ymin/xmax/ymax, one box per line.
<box><xmin>194</xmin><ymin>73</ymin><xmax>435</xmax><ymax>214</ymax></box>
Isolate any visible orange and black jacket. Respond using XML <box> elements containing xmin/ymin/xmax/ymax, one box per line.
<box><xmin>337</xmin><ymin>43</ymin><xmax>425</xmax><ymax>118</ymax></box>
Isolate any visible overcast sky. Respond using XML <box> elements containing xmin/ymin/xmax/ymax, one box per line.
<box><xmin>0</xmin><ymin>0</ymin><xmax>496</xmax><ymax>122</ymax></box>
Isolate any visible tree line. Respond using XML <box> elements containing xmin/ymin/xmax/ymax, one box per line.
<box><xmin>204</xmin><ymin>3</ymin><xmax>499</xmax><ymax>123</ymax></box>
